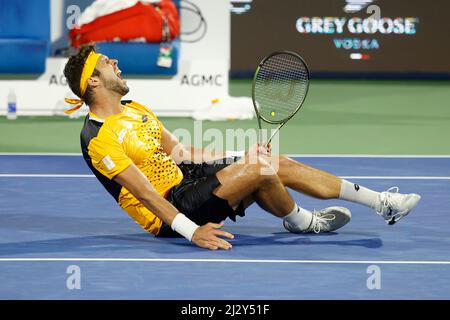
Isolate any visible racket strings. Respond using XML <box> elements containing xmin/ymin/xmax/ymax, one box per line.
<box><xmin>256</xmin><ymin>58</ymin><xmax>307</xmax><ymax>117</ymax></box>
<box><xmin>254</xmin><ymin>53</ymin><xmax>308</xmax><ymax>122</ymax></box>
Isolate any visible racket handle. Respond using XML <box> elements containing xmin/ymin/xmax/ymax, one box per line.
<box><xmin>266</xmin><ymin>128</ymin><xmax>279</xmax><ymax>147</ymax></box>
<box><xmin>257</xmin><ymin>117</ymin><xmax>263</xmax><ymax>146</ymax></box>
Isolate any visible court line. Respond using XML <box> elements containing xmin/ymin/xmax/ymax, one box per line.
<box><xmin>1</xmin><ymin>153</ymin><xmax>450</xmax><ymax>158</ymax></box>
<box><xmin>0</xmin><ymin>258</ymin><xmax>449</xmax><ymax>265</ymax></box>
<box><xmin>1</xmin><ymin>174</ymin><xmax>449</xmax><ymax>180</ymax></box>
<box><xmin>343</xmin><ymin>176</ymin><xmax>450</xmax><ymax>180</ymax></box>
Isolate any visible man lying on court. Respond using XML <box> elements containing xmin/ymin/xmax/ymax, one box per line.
<box><xmin>63</xmin><ymin>45</ymin><xmax>421</xmax><ymax>250</ymax></box>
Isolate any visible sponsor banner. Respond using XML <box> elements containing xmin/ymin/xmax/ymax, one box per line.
<box><xmin>231</xmin><ymin>0</ymin><xmax>450</xmax><ymax>74</ymax></box>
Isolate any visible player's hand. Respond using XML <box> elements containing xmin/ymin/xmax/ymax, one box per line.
<box><xmin>265</xmin><ymin>142</ymin><xmax>272</xmax><ymax>155</ymax></box>
<box><xmin>248</xmin><ymin>142</ymin><xmax>271</xmax><ymax>157</ymax></box>
<box><xmin>191</xmin><ymin>222</ymin><xmax>234</xmax><ymax>250</ymax></box>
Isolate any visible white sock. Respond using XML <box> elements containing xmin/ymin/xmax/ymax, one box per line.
<box><xmin>339</xmin><ymin>179</ymin><xmax>379</xmax><ymax>209</ymax></box>
<box><xmin>283</xmin><ymin>203</ymin><xmax>313</xmax><ymax>231</ymax></box>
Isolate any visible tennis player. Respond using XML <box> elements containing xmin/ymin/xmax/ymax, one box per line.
<box><xmin>63</xmin><ymin>45</ymin><xmax>421</xmax><ymax>250</ymax></box>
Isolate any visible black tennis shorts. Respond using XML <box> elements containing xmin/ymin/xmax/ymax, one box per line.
<box><xmin>157</xmin><ymin>157</ymin><xmax>245</xmax><ymax>237</ymax></box>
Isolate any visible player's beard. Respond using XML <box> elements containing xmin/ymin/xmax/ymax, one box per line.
<box><xmin>105</xmin><ymin>77</ymin><xmax>129</xmax><ymax>97</ymax></box>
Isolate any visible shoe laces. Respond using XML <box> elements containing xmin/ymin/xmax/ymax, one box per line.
<box><xmin>311</xmin><ymin>210</ymin><xmax>335</xmax><ymax>233</ymax></box>
<box><xmin>377</xmin><ymin>187</ymin><xmax>400</xmax><ymax>221</ymax></box>
<box><xmin>381</xmin><ymin>186</ymin><xmax>399</xmax><ymax>206</ymax></box>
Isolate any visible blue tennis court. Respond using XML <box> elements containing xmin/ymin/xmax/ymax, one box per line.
<box><xmin>1</xmin><ymin>154</ymin><xmax>449</xmax><ymax>299</ymax></box>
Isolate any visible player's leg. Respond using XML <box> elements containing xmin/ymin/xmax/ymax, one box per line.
<box><xmin>214</xmin><ymin>155</ymin><xmax>293</xmax><ymax>217</ymax></box>
<box><xmin>214</xmin><ymin>155</ymin><xmax>351</xmax><ymax>233</ymax></box>
<box><xmin>274</xmin><ymin>155</ymin><xmax>421</xmax><ymax>224</ymax></box>
<box><xmin>275</xmin><ymin>155</ymin><xmax>342</xmax><ymax>199</ymax></box>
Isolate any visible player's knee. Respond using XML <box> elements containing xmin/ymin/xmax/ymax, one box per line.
<box><xmin>242</xmin><ymin>158</ymin><xmax>277</xmax><ymax>184</ymax></box>
<box><xmin>277</xmin><ymin>155</ymin><xmax>290</xmax><ymax>169</ymax></box>
<box><xmin>275</xmin><ymin>155</ymin><xmax>293</xmax><ymax>180</ymax></box>
<box><xmin>257</xmin><ymin>156</ymin><xmax>277</xmax><ymax>175</ymax></box>
<box><xmin>278</xmin><ymin>155</ymin><xmax>299</xmax><ymax>167</ymax></box>
<box><xmin>257</xmin><ymin>163</ymin><xmax>279</xmax><ymax>185</ymax></box>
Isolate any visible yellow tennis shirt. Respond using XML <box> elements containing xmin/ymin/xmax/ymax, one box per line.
<box><xmin>80</xmin><ymin>100</ymin><xmax>183</xmax><ymax>235</ymax></box>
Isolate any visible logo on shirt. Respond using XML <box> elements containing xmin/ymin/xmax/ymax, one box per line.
<box><xmin>142</xmin><ymin>115</ymin><xmax>148</xmax><ymax>123</ymax></box>
<box><xmin>102</xmin><ymin>155</ymin><xmax>116</xmax><ymax>170</ymax></box>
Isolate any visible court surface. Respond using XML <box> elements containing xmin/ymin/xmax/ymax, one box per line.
<box><xmin>1</xmin><ymin>154</ymin><xmax>449</xmax><ymax>299</ymax></box>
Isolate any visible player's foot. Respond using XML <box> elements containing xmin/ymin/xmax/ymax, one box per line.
<box><xmin>375</xmin><ymin>187</ymin><xmax>421</xmax><ymax>225</ymax></box>
<box><xmin>283</xmin><ymin>206</ymin><xmax>351</xmax><ymax>234</ymax></box>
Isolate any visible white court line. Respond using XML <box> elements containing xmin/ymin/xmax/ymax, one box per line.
<box><xmin>343</xmin><ymin>176</ymin><xmax>450</xmax><ymax>180</ymax></box>
<box><xmin>0</xmin><ymin>258</ymin><xmax>449</xmax><ymax>265</ymax></box>
<box><xmin>1</xmin><ymin>174</ymin><xmax>449</xmax><ymax>180</ymax></box>
<box><xmin>1</xmin><ymin>153</ymin><xmax>450</xmax><ymax>158</ymax></box>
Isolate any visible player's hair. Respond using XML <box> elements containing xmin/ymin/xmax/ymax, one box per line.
<box><xmin>63</xmin><ymin>44</ymin><xmax>101</xmax><ymax>106</ymax></box>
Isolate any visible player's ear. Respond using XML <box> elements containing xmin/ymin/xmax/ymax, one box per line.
<box><xmin>87</xmin><ymin>76</ymin><xmax>100</xmax><ymax>89</ymax></box>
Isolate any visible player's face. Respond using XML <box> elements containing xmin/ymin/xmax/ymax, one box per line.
<box><xmin>96</xmin><ymin>55</ymin><xmax>129</xmax><ymax>96</ymax></box>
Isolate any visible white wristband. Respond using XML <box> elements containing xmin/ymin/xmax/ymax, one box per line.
<box><xmin>171</xmin><ymin>213</ymin><xmax>200</xmax><ymax>242</ymax></box>
<box><xmin>225</xmin><ymin>150</ymin><xmax>245</xmax><ymax>158</ymax></box>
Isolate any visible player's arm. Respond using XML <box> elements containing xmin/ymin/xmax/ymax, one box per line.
<box><xmin>113</xmin><ymin>163</ymin><xmax>233</xmax><ymax>250</ymax></box>
<box><xmin>161</xmin><ymin>127</ymin><xmax>245</xmax><ymax>163</ymax></box>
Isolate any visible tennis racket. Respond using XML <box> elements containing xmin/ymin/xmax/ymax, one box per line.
<box><xmin>252</xmin><ymin>51</ymin><xmax>310</xmax><ymax>146</ymax></box>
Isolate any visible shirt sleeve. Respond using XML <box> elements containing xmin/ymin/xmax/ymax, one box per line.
<box><xmin>87</xmin><ymin>125</ymin><xmax>133</xmax><ymax>180</ymax></box>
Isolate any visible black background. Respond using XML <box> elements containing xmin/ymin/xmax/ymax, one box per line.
<box><xmin>231</xmin><ymin>0</ymin><xmax>450</xmax><ymax>76</ymax></box>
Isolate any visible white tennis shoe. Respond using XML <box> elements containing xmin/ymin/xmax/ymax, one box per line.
<box><xmin>375</xmin><ymin>187</ymin><xmax>421</xmax><ymax>225</ymax></box>
<box><xmin>283</xmin><ymin>206</ymin><xmax>352</xmax><ymax>234</ymax></box>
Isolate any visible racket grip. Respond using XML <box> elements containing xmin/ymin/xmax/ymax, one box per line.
<box><xmin>266</xmin><ymin>128</ymin><xmax>280</xmax><ymax>146</ymax></box>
